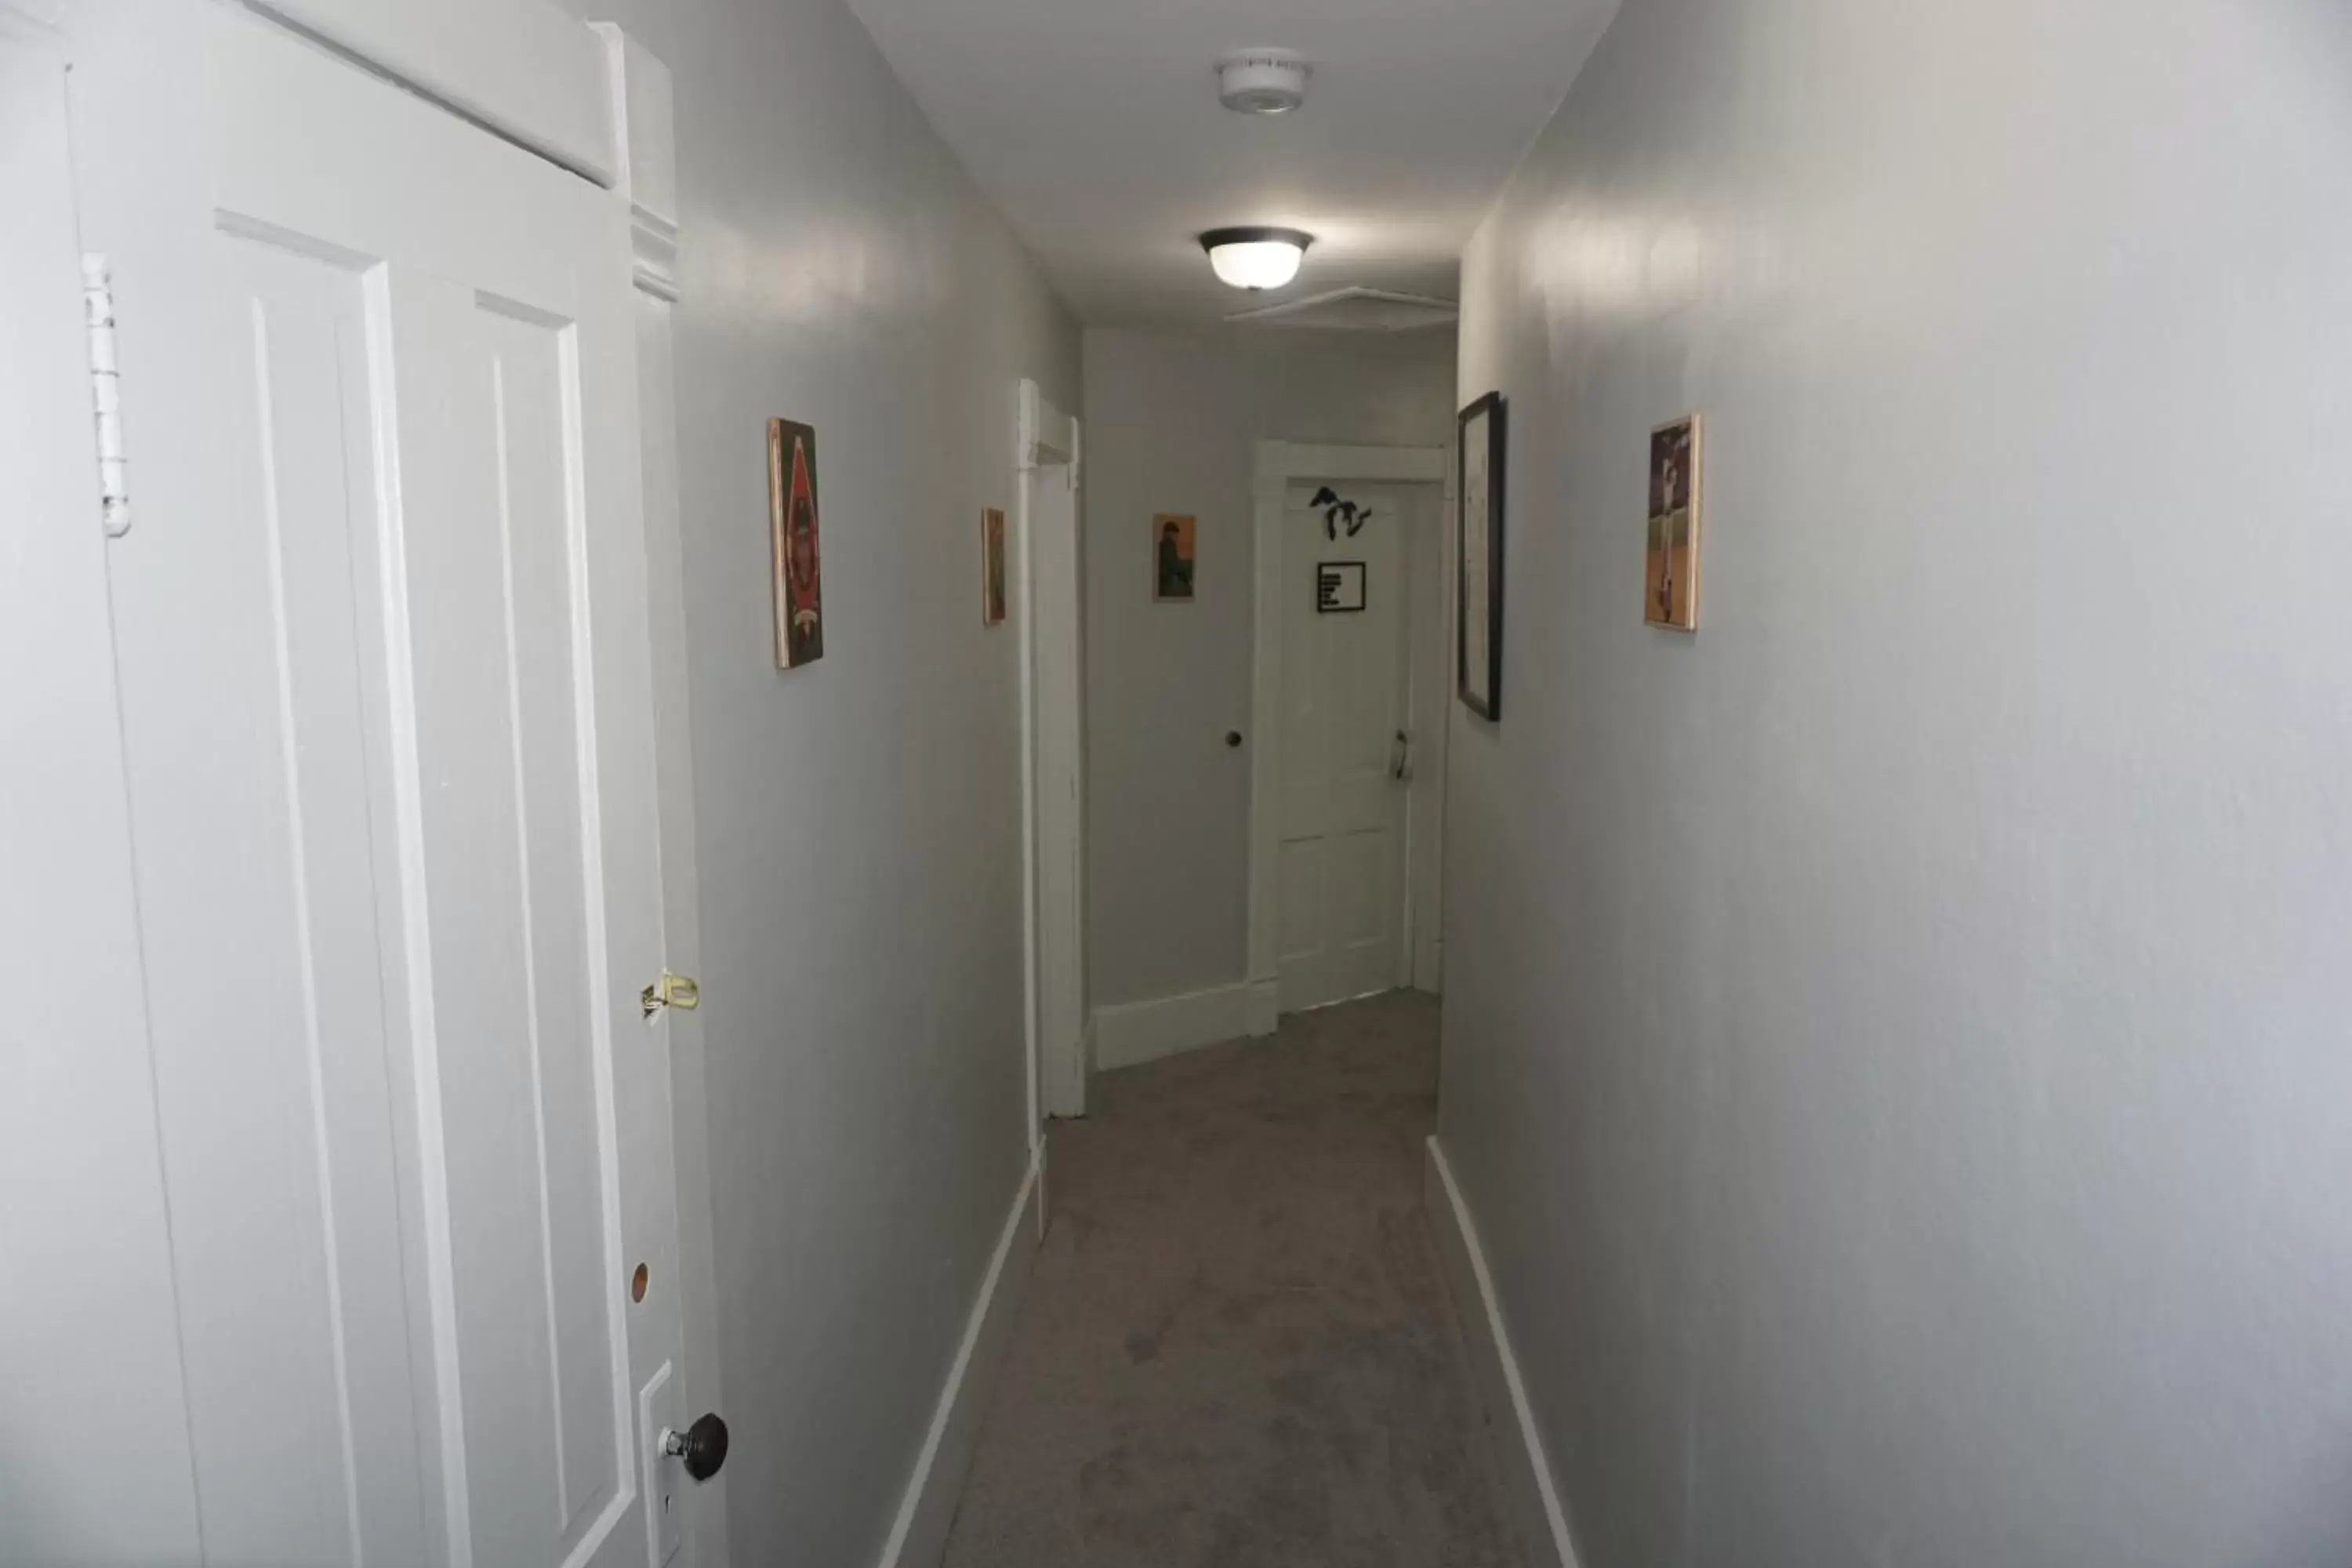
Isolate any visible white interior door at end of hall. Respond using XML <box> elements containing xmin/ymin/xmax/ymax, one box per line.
<box><xmin>1277</xmin><ymin>484</ymin><xmax>1411</xmax><ymax>1014</ymax></box>
<box><xmin>81</xmin><ymin>10</ymin><xmax>684</xmax><ymax>1567</ymax></box>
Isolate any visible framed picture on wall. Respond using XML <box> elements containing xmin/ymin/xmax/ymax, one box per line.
<box><xmin>768</xmin><ymin>418</ymin><xmax>826</xmax><ymax>669</ymax></box>
<box><xmin>981</xmin><ymin>506</ymin><xmax>1007</xmax><ymax>626</ymax></box>
<box><xmin>1153</xmin><ymin>513</ymin><xmax>1196</xmax><ymax>601</ymax></box>
<box><xmin>1457</xmin><ymin>391</ymin><xmax>1505</xmax><ymax>718</ymax></box>
<box><xmin>1645</xmin><ymin>413</ymin><xmax>1702</xmax><ymax>632</ymax></box>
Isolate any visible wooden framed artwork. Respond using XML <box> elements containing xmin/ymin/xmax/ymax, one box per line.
<box><xmin>1645</xmin><ymin>413</ymin><xmax>1701</xmax><ymax>632</ymax></box>
<box><xmin>981</xmin><ymin>506</ymin><xmax>1007</xmax><ymax>625</ymax></box>
<box><xmin>1153</xmin><ymin>513</ymin><xmax>1196</xmax><ymax>601</ymax></box>
<box><xmin>1457</xmin><ymin>391</ymin><xmax>1505</xmax><ymax>718</ymax></box>
<box><xmin>768</xmin><ymin>418</ymin><xmax>826</xmax><ymax>668</ymax></box>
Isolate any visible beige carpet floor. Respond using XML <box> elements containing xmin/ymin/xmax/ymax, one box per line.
<box><xmin>942</xmin><ymin>991</ymin><xmax>1527</xmax><ymax>1568</ymax></box>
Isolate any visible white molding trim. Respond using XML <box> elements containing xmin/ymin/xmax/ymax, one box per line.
<box><xmin>1404</xmin><ymin>438</ymin><xmax>1458</xmax><ymax>998</ymax></box>
<box><xmin>1093</xmin><ymin>982</ymin><xmax>1256</xmax><ymax>1072</ymax></box>
<box><xmin>1018</xmin><ymin>382</ymin><xmax>1044</xmax><ymax>1137</ymax></box>
<box><xmin>875</xmin><ymin>1145</ymin><xmax>1047</xmax><ymax>1568</ymax></box>
<box><xmin>1018</xmin><ymin>379</ymin><xmax>1087</xmax><ymax>1121</ymax></box>
<box><xmin>1243</xmin><ymin>977</ymin><xmax>1280</xmax><ymax>1038</ymax></box>
<box><xmin>252</xmin><ymin>0</ymin><xmax>615</xmax><ymax>184</ymax></box>
<box><xmin>599</xmin><ymin>21</ymin><xmax>723</xmax><ymax>1566</ymax></box>
<box><xmin>1424</xmin><ymin>1138</ymin><xmax>1581</xmax><ymax>1568</ymax></box>
<box><xmin>593</xmin><ymin>24</ymin><xmax>679</xmax><ymax>300</ymax></box>
<box><xmin>1247</xmin><ymin>441</ymin><xmax>1449</xmax><ymax>1029</ymax></box>
<box><xmin>1018</xmin><ymin>379</ymin><xmax>1076</xmax><ymax>470</ymax></box>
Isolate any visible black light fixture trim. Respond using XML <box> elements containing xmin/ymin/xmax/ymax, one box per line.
<box><xmin>1197</xmin><ymin>226</ymin><xmax>1316</xmax><ymax>252</ymax></box>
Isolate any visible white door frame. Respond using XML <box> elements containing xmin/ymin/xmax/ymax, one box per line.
<box><xmin>1247</xmin><ymin>441</ymin><xmax>1450</xmax><ymax>1031</ymax></box>
<box><xmin>233</xmin><ymin>0</ymin><xmax>619</xmax><ymax>186</ymax></box>
<box><xmin>600</xmin><ymin>30</ymin><xmax>730</xmax><ymax>1568</ymax></box>
<box><xmin>1019</xmin><ymin>380</ymin><xmax>1089</xmax><ymax>1129</ymax></box>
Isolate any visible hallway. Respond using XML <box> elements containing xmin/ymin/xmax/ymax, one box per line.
<box><xmin>945</xmin><ymin>994</ymin><xmax>1523</xmax><ymax>1568</ymax></box>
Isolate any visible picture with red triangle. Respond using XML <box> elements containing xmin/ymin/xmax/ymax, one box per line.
<box><xmin>768</xmin><ymin>418</ymin><xmax>826</xmax><ymax>669</ymax></box>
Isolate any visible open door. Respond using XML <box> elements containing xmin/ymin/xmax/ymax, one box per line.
<box><xmin>27</xmin><ymin>6</ymin><xmax>716</xmax><ymax>1563</ymax></box>
<box><xmin>1019</xmin><ymin>382</ymin><xmax>1089</xmax><ymax>1123</ymax></box>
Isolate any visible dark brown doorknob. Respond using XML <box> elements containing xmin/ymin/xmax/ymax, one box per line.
<box><xmin>661</xmin><ymin>1413</ymin><xmax>729</xmax><ymax>1482</ymax></box>
<box><xmin>1225</xmin><ymin>731</ymin><xmax>1243</xmax><ymax>748</ymax></box>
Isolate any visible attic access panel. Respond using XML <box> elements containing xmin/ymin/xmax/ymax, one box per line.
<box><xmin>1226</xmin><ymin>286</ymin><xmax>1457</xmax><ymax>332</ymax></box>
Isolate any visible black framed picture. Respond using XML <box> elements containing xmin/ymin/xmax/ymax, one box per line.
<box><xmin>1457</xmin><ymin>391</ymin><xmax>1505</xmax><ymax>718</ymax></box>
<box><xmin>1316</xmin><ymin>561</ymin><xmax>1367</xmax><ymax>613</ymax></box>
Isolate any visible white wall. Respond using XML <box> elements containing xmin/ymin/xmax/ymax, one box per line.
<box><xmin>550</xmin><ymin>1</ymin><xmax>1078</xmax><ymax>1561</ymax></box>
<box><xmin>1443</xmin><ymin>2</ymin><xmax>2352</xmax><ymax>1565</ymax></box>
<box><xmin>0</xmin><ymin>34</ymin><xmax>203</xmax><ymax>1560</ymax></box>
<box><xmin>1083</xmin><ymin>328</ymin><xmax>1455</xmax><ymax>1010</ymax></box>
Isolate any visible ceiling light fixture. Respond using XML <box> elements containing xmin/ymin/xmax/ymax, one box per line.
<box><xmin>1215</xmin><ymin>49</ymin><xmax>1309</xmax><ymax>115</ymax></box>
<box><xmin>1200</xmin><ymin>227</ymin><xmax>1313</xmax><ymax>291</ymax></box>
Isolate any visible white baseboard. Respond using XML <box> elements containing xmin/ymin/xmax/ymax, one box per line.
<box><xmin>1093</xmin><ymin>982</ymin><xmax>1257</xmax><ymax>1071</ymax></box>
<box><xmin>874</xmin><ymin>1144</ymin><xmax>1044</xmax><ymax>1568</ymax></box>
<box><xmin>1424</xmin><ymin>1138</ymin><xmax>1581</xmax><ymax>1568</ymax></box>
<box><xmin>1243</xmin><ymin>977</ymin><xmax>1280</xmax><ymax>1037</ymax></box>
<box><xmin>1412</xmin><ymin>936</ymin><xmax>1443</xmax><ymax>996</ymax></box>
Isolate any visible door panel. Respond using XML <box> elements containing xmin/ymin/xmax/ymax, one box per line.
<box><xmin>217</xmin><ymin>231</ymin><xmax>432</xmax><ymax>1564</ymax></box>
<box><xmin>1276</xmin><ymin>486</ymin><xmax>1413</xmax><ymax>1013</ymax></box>
<box><xmin>82</xmin><ymin>8</ymin><xmax>680</xmax><ymax>1564</ymax></box>
<box><xmin>386</xmin><ymin>274</ymin><xmax>629</xmax><ymax>1559</ymax></box>
<box><xmin>111</xmin><ymin>214</ymin><xmax>426</xmax><ymax>1568</ymax></box>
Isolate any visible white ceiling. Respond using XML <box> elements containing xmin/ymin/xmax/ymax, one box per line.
<box><xmin>845</xmin><ymin>0</ymin><xmax>1619</xmax><ymax>328</ymax></box>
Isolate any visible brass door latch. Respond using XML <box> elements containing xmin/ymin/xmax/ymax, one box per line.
<box><xmin>641</xmin><ymin>971</ymin><xmax>700</xmax><ymax>1020</ymax></box>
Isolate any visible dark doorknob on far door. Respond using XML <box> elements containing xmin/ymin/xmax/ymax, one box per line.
<box><xmin>1225</xmin><ymin>731</ymin><xmax>1243</xmax><ymax>748</ymax></box>
<box><xmin>662</xmin><ymin>1413</ymin><xmax>730</xmax><ymax>1483</ymax></box>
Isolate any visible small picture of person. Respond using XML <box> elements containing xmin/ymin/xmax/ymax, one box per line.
<box><xmin>1153</xmin><ymin>514</ymin><xmax>1196</xmax><ymax>601</ymax></box>
<box><xmin>1644</xmin><ymin>416</ymin><xmax>1700</xmax><ymax>631</ymax></box>
<box><xmin>982</xmin><ymin>507</ymin><xmax>1007</xmax><ymax>626</ymax></box>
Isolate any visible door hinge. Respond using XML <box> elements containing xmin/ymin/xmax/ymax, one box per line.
<box><xmin>82</xmin><ymin>254</ymin><xmax>131</xmax><ymax>539</ymax></box>
<box><xmin>641</xmin><ymin>971</ymin><xmax>700</xmax><ymax>1020</ymax></box>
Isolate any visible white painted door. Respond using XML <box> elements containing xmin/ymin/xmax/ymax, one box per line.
<box><xmin>1022</xmin><ymin>385</ymin><xmax>1089</xmax><ymax>1119</ymax></box>
<box><xmin>1276</xmin><ymin>484</ymin><xmax>1413</xmax><ymax>1012</ymax></box>
<box><xmin>63</xmin><ymin>9</ymin><xmax>689</xmax><ymax>1566</ymax></box>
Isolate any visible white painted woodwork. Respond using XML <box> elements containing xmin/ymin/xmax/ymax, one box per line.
<box><xmin>67</xmin><ymin>6</ymin><xmax>683</xmax><ymax>1563</ymax></box>
<box><xmin>0</xmin><ymin>30</ymin><xmax>205</xmax><ymax>1562</ymax></box>
<box><xmin>259</xmin><ymin>0</ymin><xmax>615</xmax><ymax>185</ymax></box>
<box><xmin>1404</xmin><ymin>452</ymin><xmax>1454</xmax><ymax>993</ymax></box>
<box><xmin>1276</xmin><ymin>483</ymin><xmax>1412</xmax><ymax>1011</ymax></box>
<box><xmin>873</xmin><ymin>1149</ymin><xmax>1045</xmax><ymax>1568</ymax></box>
<box><xmin>596</xmin><ymin>23</ymin><xmax>679</xmax><ymax>302</ymax></box>
<box><xmin>1020</xmin><ymin>382</ymin><xmax>1089</xmax><ymax>1118</ymax></box>
<box><xmin>1247</xmin><ymin>442</ymin><xmax>1445</xmax><ymax>1022</ymax></box>
<box><xmin>601</xmin><ymin>24</ymin><xmax>728</xmax><ymax>1568</ymax></box>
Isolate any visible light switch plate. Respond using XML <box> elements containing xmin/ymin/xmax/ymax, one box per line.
<box><xmin>638</xmin><ymin>1360</ymin><xmax>683</xmax><ymax>1566</ymax></box>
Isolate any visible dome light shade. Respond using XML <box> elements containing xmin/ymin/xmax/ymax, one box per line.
<box><xmin>1200</xmin><ymin>227</ymin><xmax>1312</xmax><ymax>291</ymax></box>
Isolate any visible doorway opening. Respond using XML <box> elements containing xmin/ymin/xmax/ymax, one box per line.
<box><xmin>1020</xmin><ymin>381</ymin><xmax>1090</xmax><ymax>1126</ymax></box>
<box><xmin>1246</xmin><ymin>441</ymin><xmax>1451</xmax><ymax>1026</ymax></box>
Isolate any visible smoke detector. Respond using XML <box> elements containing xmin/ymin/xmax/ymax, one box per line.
<box><xmin>1216</xmin><ymin>49</ymin><xmax>1308</xmax><ymax>115</ymax></box>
